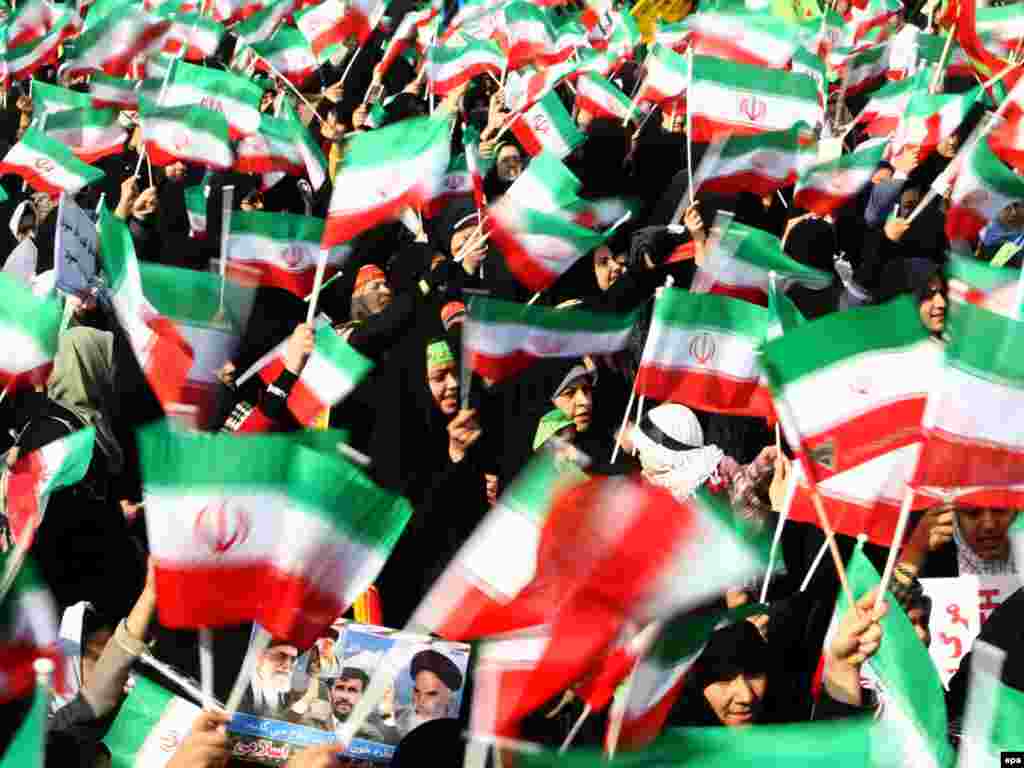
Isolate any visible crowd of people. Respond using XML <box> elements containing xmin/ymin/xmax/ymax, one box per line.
<box><xmin>0</xmin><ymin>0</ymin><xmax>1023</xmax><ymax>763</ymax></box>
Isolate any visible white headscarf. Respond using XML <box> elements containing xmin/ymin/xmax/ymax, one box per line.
<box><xmin>631</xmin><ymin>404</ymin><xmax>724</xmax><ymax>502</ymax></box>
<box><xmin>51</xmin><ymin>601</ymin><xmax>93</xmax><ymax>713</ymax></box>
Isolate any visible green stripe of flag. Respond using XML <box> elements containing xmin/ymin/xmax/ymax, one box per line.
<box><xmin>44</xmin><ymin>106</ymin><xmax>120</xmax><ymax>133</ymax></box>
<box><xmin>469</xmin><ymin>295</ymin><xmax>640</xmax><ymax>334</ymax></box>
<box><xmin>340</xmin><ymin>113</ymin><xmax>452</xmax><ymax>170</ymax></box>
<box><xmin>0</xmin><ymin>553</ymin><xmax>48</xmax><ymax>630</ymax></box>
<box><xmin>172</xmin><ymin>58</ymin><xmax>264</xmax><ymax>106</ymax></box>
<box><xmin>98</xmin><ymin>206</ymin><xmax>135</xmax><ymax>294</ymax></box>
<box><xmin>17</xmin><ymin>128</ymin><xmax>105</xmax><ymax>185</ymax></box>
<box><xmin>31</xmin><ymin>81</ymin><xmax>92</xmax><ymax>113</ymax></box>
<box><xmin>946</xmin><ymin>255</ymin><xmax>1016</xmax><ymax>294</ymax></box>
<box><xmin>139</xmin><ymin>262</ymin><xmax>247</xmax><ymax>329</ymax></box>
<box><xmin>0</xmin><ymin>668</ymin><xmax>46</xmax><ymax>768</ymax></box>
<box><xmin>945</xmin><ymin>300</ymin><xmax>1024</xmax><ymax>390</ymax></box>
<box><xmin>0</xmin><ymin>273</ymin><xmax>62</xmax><ymax>357</ymax></box>
<box><xmin>312</xmin><ymin>323</ymin><xmax>373</xmax><ymax>381</ymax></box>
<box><xmin>232</xmin><ymin>208</ymin><xmax>324</xmax><ymax>242</ymax></box>
<box><xmin>136</xmin><ymin>425</ymin><xmax>412</xmax><ymax>551</ymax></box>
<box><xmin>693</xmin><ymin>52</ymin><xmax>820</xmax><ymax>101</ymax></box>
<box><xmin>102</xmin><ymin>677</ymin><xmax>179</xmax><ymax>762</ymax></box>
<box><xmin>760</xmin><ymin>297</ymin><xmax>927</xmax><ymax>386</ymax></box>
<box><xmin>654</xmin><ymin>288</ymin><xmax>769</xmax><ymax>341</ymax></box>
<box><xmin>139</xmin><ymin>97</ymin><xmax>231</xmax><ymax>147</ymax></box>
<box><xmin>717</xmin><ymin>220</ymin><xmax>833</xmax><ymax>288</ymax></box>
<box><xmin>714</xmin><ymin>122</ymin><xmax>814</xmax><ymax>160</ymax></box>
<box><xmin>249</xmin><ymin>25</ymin><xmax>314</xmax><ymax>60</ymax></box>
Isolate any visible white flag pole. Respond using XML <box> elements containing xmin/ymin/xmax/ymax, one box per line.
<box><xmin>199</xmin><ymin>628</ymin><xmax>215</xmax><ymax>710</ymax></box>
<box><xmin>218</xmin><ymin>185</ymin><xmax>234</xmax><ymax>317</ymax></box>
<box><xmin>306</xmin><ymin>249</ymin><xmax>329</xmax><ymax>324</ymax></box>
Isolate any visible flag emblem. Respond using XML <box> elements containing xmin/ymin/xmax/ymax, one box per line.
<box><xmin>532</xmin><ymin>114</ymin><xmax>550</xmax><ymax>135</ymax></box>
<box><xmin>159</xmin><ymin>731</ymin><xmax>183</xmax><ymax>753</ymax></box>
<box><xmin>174</xmin><ymin>131</ymin><xmax>191</xmax><ymax>152</ymax></box>
<box><xmin>689</xmin><ymin>332</ymin><xmax>717</xmax><ymax>365</ymax></box>
<box><xmin>280</xmin><ymin>245</ymin><xmax>305</xmax><ymax>269</ymax></box>
<box><xmin>193</xmin><ymin>499</ymin><xmax>251</xmax><ymax>554</ymax></box>
<box><xmin>740</xmin><ymin>95</ymin><xmax>767</xmax><ymax>124</ymax></box>
<box><xmin>962</xmin><ymin>190</ymin><xmax>990</xmax><ymax>208</ymax></box>
<box><xmin>808</xmin><ymin>439</ymin><xmax>836</xmax><ymax>470</ymax></box>
<box><xmin>34</xmin><ymin>158</ymin><xmax>55</xmax><ymax>173</ymax></box>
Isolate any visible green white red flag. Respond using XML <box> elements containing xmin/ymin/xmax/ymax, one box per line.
<box><xmin>42</xmin><ymin>107</ymin><xmax>126</xmax><ymax>164</ymax></box>
<box><xmin>294</xmin><ymin>0</ymin><xmax>347</xmax><ymax>63</ymax></box>
<box><xmin>336</xmin><ymin>0</ymin><xmax>389</xmax><ymax>46</ymax></box>
<box><xmin>323</xmin><ymin>115</ymin><xmax>452</xmax><ymax>247</ymax></box>
<box><xmin>140</xmin><ymin>97</ymin><xmax>233</xmax><ymax>171</ymax></box>
<box><xmin>281</xmin><ymin>102</ymin><xmax>328</xmax><ymax>191</ymax></box>
<box><xmin>102</xmin><ymin>677</ymin><xmax>201</xmax><ymax>768</ymax></box>
<box><xmin>946</xmin><ymin>134</ymin><xmax>1024</xmax><ymax>243</ymax></box>
<box><xmin>376</xmin><ymin>5</ymin><xmax>437</xmax><ymax>77</ymax></box>
<box><xmin>914</xmin><ymin>299</ymin><xmax>1024</xmax><ymax>489</ymax></box>
<box><xmin>235</xmin><ymin>113</ymin><xmax>307</xmax><ymax>179</ymax></box>
<box><xmin>98</xmin><ymin>207</ymin><xmax>194</xmax><ymax>409</ymax></box>
<box><xmin>184</xmin><ymin>183</ymin><xmax>208</xmax><ymax>240</ymax></box>
<box><xmin>89</xmin><ymin>72</ymin><xmax>140</xmax><ymax>110</ymax></box>
<box><xmin>510</xmin><ymin>90</ymin><xmax>584</xmax><ymax>159</ymax></box>
<box><xmin>3</xmin><ymin>6</ymin><xmax>79</xmax><ymax>80</ymax></box>
<box><xmin>502</xmin><ymin>150</ymin><xmax>581</xmax><ymax>213</ymax></box>
<box><xmin>27</xmin><ymin>81</ymin><xmax>91</xmax><ymax>116</ymax></box>
<box><xmin>248</xmin><ymin>27</ymin><xmax>318</xmax><ymax>86</ymax></box>
<box><xmin>853</xmin><ymin>69</ymin><xmax>929</xmax><ymax>136</ymax></box>
<box><xmin>0</xmin><ymin>126</ymin><xmax>105</xmax><ymax>195</ymax></box>
<box><xmin>828</xmin><ymin>42</ymin><xmax>889</xmax><ymax>97</ymax></box>
<box><xmin>64</xmin><ymin>9</ymin><xmax>172</xmax><ymax>77</ymax></box>
<box><xmin>226</xmin><ymin>209</ymin><xmax>351</xmax><ymax>298</ymax></box>
<box><xmin>957</xmin><ymin>641</ymin><xmax>1024</xmax><ymax>767</ymax></box>
<box><xmin>159</xmin><ymin>9</ymin><xmax>225</xmax><ymax>59</ymax></box>
<box><xmin>0</xmin><ymin>659</ymin><xmax>48</xmax><ymax>768</ymax></box>
<box><xmin>887</xmin><ymin>87</ymin><xmax>982</xmax><ymax>160</ymax></box>
<box><xmin>794</xmin><ymin>136</ymin><xmax>887</xmax><ymax>216</ymax></box>
<box><xmin>0</xmin><ymin>272</ymin><xmax>61</xmax><ymax>391</ymax></box>
<box><xmin>635</xmin><ymin>42</ymin><xmax>689</xmax><ymax>105</ymax></box>
<box><xmin>945</xmin><ymin>254</ymin><xmax>1019</xmax><ymax>314</ymax></box>
<box><xmin>685</xmin><ymin>11</ymin><xmax>798</xmax><ymax>69</ymax></box>
<box><xmin>0</xmin><ymin>555</ymin><xmax>63</xmax><ymax>705</ymax></box>
<box><xmin>688</xmin><ymin>54</ymin><xmax>823</xmax><ymax>141</ymax></box>
<box><xmin>636</xmin><ymin>288</ymin><xmax>774</xmax><ymax>418</ymax></box>
<box><xmin>7</xmin><ymin>0</ymin><xmax>79</xmax><ymax>48</ymax></box>
<box><xmin>233</xmin><ymin>0</ymin><xmax>292</xmax><ymax>47</ymax></box>
<box><xmin>691</xmin><ymin>217</ymin><xmax>832</xmax><ymax>306</ymax></box>
<box><xmin>137</xmin><ymin>424</ymin><xmax>411</xmax><ymax>646</ymax></box>
<box><xmin>497</xmin><ymin>1</ymin><xmax>557</xmax><ymax>71</ymax></box>
<box><xmin>464</xmin><ymin>296</ymin><xmax>640</xmax><ymax>382</ymax></box>
<box><xmin>693</xmin><ymin>122</ymin><xmax>816</xmax><ymax>199</ymax></box>
<box><xmin>761</xmin><ymin>297</ymin><xmax>935</xmax><ymax>483</ymax></box>
<box><xmin>5</xmin><ymin>427</ymin><xmax>95</xmax><ymax>551</ymax></box>
<box><xmin>426</xmin><ymin>37</ymin><xmax>505</xmax><ymax>96</ymax></box>
<box><xmin>489</xmin><ymin>198</ymin><xmax>614</xmax><ymax>292</ymax></box>
<box><xmin>575</xmin><ymin>71</ymin><xmax>635</xmax><ymax>122</ymax></box>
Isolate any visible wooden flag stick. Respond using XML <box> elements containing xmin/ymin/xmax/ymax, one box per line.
<box><xmin>929</xmin><ymin>23</ymin><xmax>956</xmax><ymax>93</ymax></box>
<box><xmin>306</xmin><ymin>249</ymin><xmax>329</xmax><ymax>323</ymax></box>
<box><xmin>218</xmin><ymin>185</ymin><xmax>234</xmax><ymax>316</ymax></box>
<box><xmin>559</xmin><ymin>703</ymin><xmax>592</xmax><ymax>753</ymax></box>
<box><xmin>253</xmin><ymin>53</ymin><xmax>327</xmax><ymax>127</ymax></box>
<box><xmin>873</xmin><ymin>487</ymin><xmax>916</xmax><ymax>613</ymax></box>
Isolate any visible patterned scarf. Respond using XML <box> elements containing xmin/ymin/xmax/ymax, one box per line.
<box><xmin>953</xmin><ymin>514</ymin><xmax>1017</xmax><ymax>576</ymax></box>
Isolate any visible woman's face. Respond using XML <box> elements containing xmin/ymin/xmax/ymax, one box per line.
<box><xmin>702</xmin><ymin>671</ymin><xmax>767</xmax><ymax>727</ymax></box>
<box><xmin>16</xmin><ymin>213</ymin><xmax>35</xmax><ymax>242</ymax></box>
<box><xmin>427</xmin><ymin>360</ymin><xmax>459</xmax><ymax>416</ymax></box>
<box><xmin>957</xmin><ymin>507</ymin><xmax>1017</xmax><ymax>561</ymax></box>
<box><xmin>553</xmin><ymin>381</ymin><xmax>592</xmax><ymax>432</ymax></box>
<box><xmin>496</xmin><ymin>145</ymin><xmax>523</xmax><ymax>182</ymax></box>
<box><xmin>918</xmin><ymin>276</ymin><xmax>946</xmax><ymax>335</ymax></box>
<box><xmin>593</xmin><ymin>246</ymin><xmax>626</xmax><ymax>291</ymax></box>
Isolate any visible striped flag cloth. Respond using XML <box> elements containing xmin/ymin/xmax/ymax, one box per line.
<box><xmin>64</xmin><ymin>9</ymin><xmax>172</xmax><ymax>77</ymax></box>
<box><xmin>322</xmin><ymin>115</ymin><xmax>451</xmax><ymax>247</ymax></box>
<box><xmin>0</xmin><ymin>658</ymin><xmax>48</xmax><ymax>768</ymax></box>
<box><xmin>794</xmin><ymin>137</ymin><xmax>887</xmax><ymax>217</ymax></box>
<box><xmin>914</xmin><ymin>299</ymin><xmax>1024</xmax><ymax>489</ymax></box>
<box><xmin>956</xmin><ymin>641</ymin><xmax>1024</xmax><ymax>767</ymax></box>
<box><xmin>502</xmin><ymin>150</ymin><xmax>581</xmax><ymax>213</ymax></box>
<box><xmin>139</xmin><ymin>97</ymin><xmax>233</xmax><ymax>171</ymax></box>
<box><xmin>854</xmin><ymin>70</ymin><xmax>927</xmax><ymax>136</ymax></box>
<box><xmin>497</xmin><ymin>1</ymin><xmax>557</xmax><ymax>71</ymax></box>
<box><xmin>0</xmin><ymin>272</ymin><xmax>61</xmax><ymax>391</ymax></box>
<box><xmin>42</xmin><ymin>107</ymin><xmax>127</xmax><ymax>164</ymax></box>
<box><xmin>635</xmin><ymin>42</ymin><xmax>689</xmax><ymax>105</ymax></box>
<box><xmin>691</xmin><ymin>217</ymin><xmax>832</xmax><ymax>306</ymax></box>
<box><xmin>636</xmin><ymin>288</ymin><xmax>774</xmax><ymax>418</ymax></box>
<box><xmin>575</xmin><ymin>71</ymin><xmax>635</xmax><ymax>122</ymax></box>
<box><xmin>685</xmin><ymin>11</ymin><xmax>798</xmax><ymax>69</ymax></box>
<box><xmin>3</xmin><ymin>7</ymin><xmax>79</xmax><ymax>80</ymax></box>
<box><xmin>88</xmin><ymin>72</ymin><xmax>140</xmax><ymax>110</ymax></box>
<box><xmin>158</xmin><ymin>8</ymin><xmax>225</xmax><ymax>59</ymax></box>
<box><xmin>426</xmin><ymin>37</ymin><xmax>505</xmax><ymax>96</ymax></box>
<box><xmin>0</xmin><ymin>555</ymin><xmax>63</xmax><ymax>705</ymax></box>
<box><xmin>98</xmin><ymin>207</ymin><xmax>194</xmax><ymax>410</ymax></box>
<box><xmin>887</xmin><ymin>87</ymin><xmax>982</xmax><ymax>161</ymax></box>
<box><xmin>946</xmin><ymin>127</ymin><xmax>1024</xmax><ymax>244</ymax></box>
<box><xmin>30</xmin><ymin>81</ymin><xmax>91</xmax><ymax>115</ymax></box>
<box><xmin>0</xmin><ymin>127</ymin><xmax>105</xmax><ymax>195</ymax></box>
<box><xmin>102</xmin><ymin>677</ymin><xmax>201</xmax><ymax>768</ymax></box>
<box><xmin>464</xmin><ymin>296</ymin><xmax>640</xmax><ymax>382</ymax></box>
<box><xmin>688</xmin><ymin>54</ymin><xmax>823</xmax><ymax>141</ymax></box>
<box><xmin>7</xmin><ymin>0</ymin><xmax>79</xmax><ymax>48</ymax></box>
<box><xmin>184</xmin><ymin>183</ymin><xmax>209</xmax><ymax>240</ymax></box>
<box><xmin>829</xmin><ymin>42</ymin><xmax>890</xmax><ymax>98</ymax></box>
<box><xmin>376</xmin><ymin>4</ymin><xmax>437</xmax><ymax>78</ymax></box>
<box><xmin>248</xmin><ymin>27</ymin><xmax>319</xmax><ymax>86</ymax></box>
<box><xmin>410</xmin><ymin>453</ymin><xmax>586</xmax><ymax>639</ymax></box>
<box><xmin>294</xmin><ymin>0</ymin><xmax>348</xmax><ymax>63</ymax></box>
<box><xmin>232</xmin><ymin>0</ymin><xmax>292</xmax><ymax>47</ymax></box>
<box><xmin>280</xmin><ymin>102</ymin><xmax>328</xmax><ymax>191</ymax></box>
<box><xmin>761</xmin><ymin>297</ymin><xmax>935</xmax><ymax>483</ymax></box>
<box><xmin>693</xmin><ymin>122</ymin><xmax>816</xmax><ymax>199</ymax></box>
<box><xmin>234</xmin><ymin>113</ymin><xmax>308</xmax><ymax>180</ymax></box>
<box><xmin>510</xmin><ymin>90</ymin><xmax>585</xmax><ymax>159</ymax></box>
<box><xmin>138</xmin><ymin>424</ymin><xmax>411</xmax><ymax>647</ymax></box>
<box><xmin>945</xmin><ymin>255</ymin><xmax>1019</xmax><ymax>314</ymax></box>
<box><xmin>4</xmin><ymin>427</ymin><xmax>95</xmax><ymax>551</ymax></box>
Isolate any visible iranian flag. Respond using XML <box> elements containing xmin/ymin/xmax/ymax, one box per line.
<box><xmin>794</xmin><ymin>136</ymin><xmax>887</xmax><ymax>216</ymax></box>
<box><xmin>914</xmin><ymin>300</ymin><xmax>1024</xmax><ymax>489</ymax></box>
<box><xmin>43</xmin><ymin>107</ymin><xmax>127</xmax><ymax>164</ymax></box>
<box><xmin>323</xmin><ymin>115</ymin><xmax>451</xmax><ymax>247</ymax></box>
<box><xmin>503</xmin><ymin>150</ymin><xmax>581</xmax><ymax>213</ymax></box>
<box><xmin>138</xmin><ymin>425</ymin><xmax>411</xmax><ymax>646</ymax></box>
<box><xmin>0</xmin><ymin>556</ymin><xmax>63</xmax><ymax>705</ymax></box>
<box><xmin>946</xmin><ymin>136</ymin><xmax>1024</xmax><ymax>244</ymax></box>
<box><xmin>235</xmin><ymin>113</ymin><xmax>307</xmax><ymax>178</ymax></box>
<box><xmin>411</xmin><ymin>453</ymin><xmax>584</xmax><ymax>639</ymax></box>
<box><xmin>464</xmin><ymin>296</ymin><xmax>640</xmax><ymax>382</ymax></box>
<box><xmin>471</xmin><ymin>628</ymin><xmax>550</xmax><ymax>741</ymax></box>
<box><xmin>464</xmin><ymin>122</ymin><xmax>487</xmax><ymax>211</ymax></box>
<box><xmin>249</xmin><ymin>27</ymin><xmax>318</xmax><ymax>87</ymax></box>
<box><xmin>211</xmin><ymin>0</ymin><xmax>265</xmax><ymax>24</ymax></box>
<box><xmin>505</xmin><ymin>57</ymin><xmax>582</xmax><ymax>112</ymax></box>
<box><xmin>139</xmin><ymin>58</ymin><xmax>264</xmax><ymax>139</ymax></box>
<box><xmin>89</xmin><ymin>72</ymin><xmax>140</xmax><ymax>110</ymax></box>
<box><xmin>653</xmin><ymin>20</ymin><xmax>689</xmax><ymax>51</ymax></box>
<box><xmin>635</xmin><ymin>43</ymin><xmax>689</xmax><ymax>105</ymax></box>
<box><xmin>760</xmin><ymin>297</ymin><xmax>935</xmax><ymax>482</ymax></box>
<box><xmin>426</xmin><ymin>38</ymin><xmax>505</xmax><ymax>96</ymax></box>
<box><xmin>247</xmin><ymin>324</ymin><xmax>372</xmax><ymax>426</ymax></box>
<box><xmin>184</xmin><ymin>184</ymin><xmax>208</xmax><ymax>239</ymax></box>
<box><xmin>376</xmin><ymin>5</ymin><xmax>437</xmax><ymax>77</ymax></box>
<box><xmin>295</xmin><ymin>0</ymin><xmax>348</xmax><ymax>63</ymax></box>
<box><xmin>0</xmin><ymin>273</ymin><xmax>61</xmax><ymax>391</ymax></box>
<box><xmin>3</xmin><ymin>8</ymin><xmax>78</xmax><ymax>80</ymax></box>
<box><xmin>281</xmin><ymin>102</ymin><xmax>328</xmax><ymax>191</ymax></box>
<box><xmin>7</xmin><ymin>0</ymin><xmax>79</xmax><ymax>48</ymax></box>
<box><xmin>636</xmin><ymin>288</ymin><xmax>773</xmax><ymax>418</ymax></box>
<box><xmin>336</xmin><ymin>0</ymin><xmax>388</xmax><ymax>46</ymax></box>
<box><xmin>64</xmin><ymin>10</ymin><xmax>172</xmax><ymax>77</ymax></box>
<box><xmin>510</xmin><ymin>90</ymin><xmax>584</xmax><ymax>159</ymax></box>
<box><xmin>422</xmin><ymin>151</ymin><xmax>472</xmax><ymax>218</ymax></box>
<box><xmin>989</xmin><ymin>110</ymin><xmax>1024</xmax><ymax>172</ymax></box>
<box><xmin>160</xmin><ymin>10</ymin><xmax>225</xmax><ymax>59</ymax></box>
<box><xmin>99</xmin><ymin>207</ymin><xmax>194</xmax><ymax>410</ymax></box>
<box><xmin>233</xmin><ymin>1</ymin><xmax>292</xmax><ymax>47</ymax></box>
<box><xmin>5</xmin><ymin>428</ymin><xmax>95</xmax><ymax>551</ymax></box>
<box><xmin>691</xmin><ymin>217</ymin><xmax>832</xmax><ymax>306</ymax></box>
<box><xmin>945</xmin><ymin>255</ymin><xmax>1019</xmax><ymax>313</ymax></box>
<box><xmin>498</xmin><ymin>1</ymin><xmax>556</xmax><ymax>71</ymax></box>
<box><xmin>226</xmin><ymin>210</ymin><xmax>351</xmax><ymax>298</ymax></box>
<box><xmin>489</xmin><ymin>199</ymin><xmax>612</xmax><ymax>293</ymax></box>
<box><xmin>830</xmin><ymin>42</ymin><xmax>889</xmax><ymax>97</ymax></box>
<box><xmin>103</xmin><ymin>677</ymin><xmax>201</xmax><ymax>768</ymax></box>
<box><xmin>693</xmin><ymin>122</ymin><xmax>815</xmax><ymax>199</ymax></box>
<box><xmin>140</xmin><ymin>98</ymin><xmax>233</xmax><ymax>171</ymax></box>
<box><xmin>0</xmin><ymin>127</ymin><xmax>105</xmax><ymax>195</ymax></box>
<box><xmin>576</xmin><ymin>71</ymin><xmax>635</xmax><ymax>122</ymax></box>
<box><xmin>0</xmin><ymin>659</ymin><xmax>48</xmax><ymax>768</ymax></box>
<box><xmin>31</xmin><ymin>81</ymin><xmax>92</xmax><ymax>115</ymax></box>
<box><xmin>685</xmin><ymin>12</ymin><xmax>798</xmax><ymax>69</ymax></box>
<box><xmin>853</xmin><ymin>70</ymin><xmax>929</xmax><ymax>136</ymax></box>
<box><xmin>957</xmin><ymin>641</ymin><xmax>1024</xmax><ymax>768</ymax></box>
<box><xmin>542</xmin><ymin>19</ymin><xmax>585</xmax><ymax>67</ymax></box>
<box><xmin>688</xmin><ymin>54</ymin><xmax>823</xmax><ymax>141</ymax></box>
<box><xmin>887</xmin><ymin>86</ymin><xmax>982</xmax><ymax>160</ymax></box>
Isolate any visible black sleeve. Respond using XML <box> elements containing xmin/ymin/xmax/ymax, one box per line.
<box><xmin>812</xmin><ymin>686</ymin><xmax>879</xmax><ymax>721</ymax></box>
<box><xmin>344</xmin><ymin>293</ymin><xmax>418</xmax><ymax>362</ymax></box>
<box><xmin>256</xmin><ymin>369</ymin><xmax>301</xmax><ymax>426</ymax></box>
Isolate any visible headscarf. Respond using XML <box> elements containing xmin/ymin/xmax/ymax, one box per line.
<box><xmin>631</xmin><ymin>404</ymin><xmax>724</xmax><ymax>501</ymax></box>
<box><xmin>8</xmin><ymin>200</ymin><xmax>35</xmax><ymax>241</ymax></box>
<box><xmin>953</xmin><ymin>511</ymin><xmax>1018</xmax><ymax>576</ymax></box>
<box><xmin>51</xmin><ymin>601</ymin><xmax>94</xmax><ymax>713</ymax></box>
<box><xmin>46</xmin><ymin>327</ymin><xmax>123</xmax><ymax>473</ymax></box>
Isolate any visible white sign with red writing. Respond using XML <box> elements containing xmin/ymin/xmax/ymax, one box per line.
<box><xmin>920</xmin><ymin>575</ymin><xmax>1023</xmax><ymax>685</ymax></box>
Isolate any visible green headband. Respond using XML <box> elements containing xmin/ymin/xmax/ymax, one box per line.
<box><xmin>427</xmin><ymin>340</ymin><xmax>455</xmax><ymax>368</ymax></box>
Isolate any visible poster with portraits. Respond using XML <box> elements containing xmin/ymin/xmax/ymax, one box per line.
<box><xmin>227</xmin><ymin>621</ymin><xmax>470</xmax><ymax>765</ymax></box>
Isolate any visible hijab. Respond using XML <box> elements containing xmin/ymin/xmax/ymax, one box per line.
<box><xmin>51</xmin><ymin>601</ymin><xmax>94</xmax><ymax>713</ymax></box>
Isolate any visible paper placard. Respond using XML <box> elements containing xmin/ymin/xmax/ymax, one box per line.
<box><xmin>54</xmin><ymin>193</ymin><xmax>98</xmax><ymax>296</ymax></box>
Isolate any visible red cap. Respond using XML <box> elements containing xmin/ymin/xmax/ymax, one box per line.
<box><xmin>441</xmin><ymin>301</ymin><xmax>466</xmax><ymax>331</ymax></box>
<box><xmin>354</xmin><ymin>264</ymin><xmax>386</xmax><ymax>293</ymax></box>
